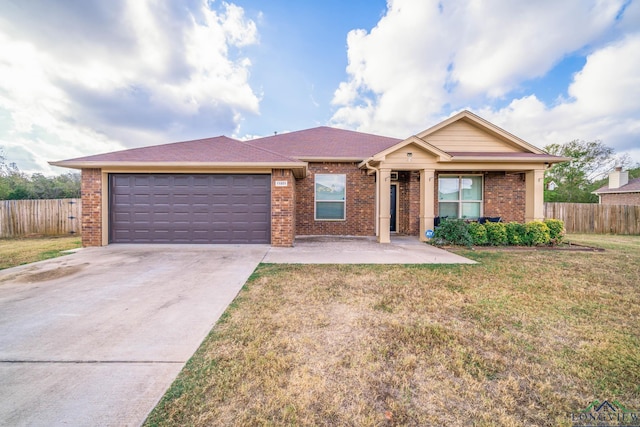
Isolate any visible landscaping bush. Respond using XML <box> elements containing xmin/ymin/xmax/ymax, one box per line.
<box><xmin>433</xmin><ymin>219</ymin><xmax>472</xmax><ymax>247</ymax></box>
<box><xmin>544</xmin><ymin>219</ymin><xmax>565</xmax><ymax>243</ymax></box>
<box><xmin>523</xmin><ymin>221</ymin><xmax>551</xmax><ymax>246</ymax></box>
<box><xmin>467</xmin><ymin>222</ymin><xmax>488</xmax><ymax>246</ymax></box>
<box><xmin>433</xmin><ymin>219</ymin><xmax>561</xmax><ymax>247</ymax></box>
<box><xmin>505</xmin><ymin>222</ymin><xmax>526</xmax><ymax>245</ymax></box>
<box><xmin>485</xmin><ymin>221</ymin><xmax>508</xmax><ymax>246</ymax></box>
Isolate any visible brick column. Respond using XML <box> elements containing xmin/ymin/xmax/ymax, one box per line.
<box><xmin>271</xmin><ymin>169</ymin><xmax>295</xmax><ymax>247</ymax></box>
<box><xmin>81</xmin><ymin>168</ymin><xmax>103</xmax><ymax>247</ymax></box>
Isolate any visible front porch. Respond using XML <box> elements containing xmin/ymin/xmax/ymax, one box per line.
<box><xmin>373</xmin><ymin>167</ymin><xmax>545</xmax><ymax>243</ymax></box>
<box><xmin>356</xmin><ymin>112</ymin><xmax>560</xmax><ymax>244</ymax></box>
<box><xmin>382</xmin><ymin>168</ymin><xmax>547</xmax><ymax>240</ymax></box>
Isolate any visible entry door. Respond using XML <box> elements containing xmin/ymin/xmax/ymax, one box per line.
<box><xmin>390</xmin><ymin>184</ymin><xmax>397</xmax><ymax>232</ymax></box>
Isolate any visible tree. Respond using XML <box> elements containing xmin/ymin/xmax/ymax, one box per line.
<box><xmin>544</xmin><ymin>140</ymin><xmax>634</xmax><ymax>203</ymax></box>
<box><xmin>0</xmin><ymin>148</ymin><xmax>80</xmax><ymax>200</ymax></box>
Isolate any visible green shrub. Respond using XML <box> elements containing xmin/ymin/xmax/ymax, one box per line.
<box><xmin>433</xmin><ymin>219</ymin><xmax>472</xmax><ymax>247</ymax></box>
<box><xmin>485</xmin><ymin>222</ymin><xmax>508</xmax><ymax>246</ymax></box>
<box><xmin>506</xmin><ymin>222</ymin><xmax>526</xmax><ymax>245</ymax></box>
<box><xmin>523</xmin><ymin>221</ymin><xmax>551</xmax><ymax>246</ymax></box>
<box><xmin>468</xmin><ymin>222</ymin><xmax>488</xmax><ymax>246</ymax></box>
<box><xmin>544</xmin><ymin>219</ymin><xmax>565</xmax><ymax>244</ymax></box>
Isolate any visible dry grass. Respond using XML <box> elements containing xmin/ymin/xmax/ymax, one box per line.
<box><xmin>145</xmin><ymin>234</ymin><xmax>640</xmax><ymax>426</ymax></box>
<box><xmin>0</xmin><ymin>235</ymin><xmax>81</xmax><ymax>270</ymax></box>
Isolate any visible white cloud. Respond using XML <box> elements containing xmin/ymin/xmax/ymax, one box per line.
<box><xmin>331</xmin><ymin>0</ymin><xmax>639</xmax><ymax>163</ymax></box>
<box><xmin>0</xmin><ymin>0</ymin><xmax>259</xmax><ymax>174</ymax></box>
<box><xmin>566</xmin><ymin>33</ymin><xmax>640</xmax><ymax>116</ymax></box>
<box><xmin>478</xmin><ymin>33</ymin><xmax>640</xmax><ymax>157</ymax></box>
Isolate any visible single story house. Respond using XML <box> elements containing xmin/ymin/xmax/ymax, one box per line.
<box><xmin>593</xmin><ymin>167</ymin><xmax>640</xmax><ymax>205</ymax></box>
<box><xmin>51</xmin><ymin>110</ymin><xmax>567</xmax><ymax>247</ymax></box>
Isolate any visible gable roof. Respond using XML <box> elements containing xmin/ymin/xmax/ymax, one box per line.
<box><xmin>418</xmin><ymin>110</ymin><xmax>546</xmax><ymax>154</ymax></box>
<box><xmin>370</xmin><ymin>136</ymin><xmax>452</xmax><ymax>162</ymax></box>
<box><xmin>359</xmin><ymin>110</ymin><xmax>567</xmax><ymax>167</ymax></box>
<box><xmin>593</xmin><ymin>177</ymin><xmax>640</xmax><ymax>194</ymax></box>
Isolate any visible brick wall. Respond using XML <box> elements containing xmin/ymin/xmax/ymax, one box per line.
<box><xmin>296</xmin><ymin>162</ymin><xmax>375</xmax><ymax>236</ymax></box>
<box><xmin>81</xmin><ymin>168</ymin><xmax>102</xmax><ymax>247</ymax></box>
<box><xmin>271</xmin><ymin>169</ymin><xmax>295</xmax><ymax>246</ymax></box>
<box><xmin>397</xmin><ymin>172</ymin><xmax>420</xmax><ymax>235</ymax></box>
<box><xmin>483</xmin><ymin>172</ymin><xmax>526</xmax><ymax>222</ymax></box>
<box><xmin>600</xmin><ymin>192</ymin><xmax>640</xmax><ymax>205</ymax></box>
<box><xmin>434</xmin><ymin>172</ymin><xmax>526</xmax><ymax>222</ymax></box>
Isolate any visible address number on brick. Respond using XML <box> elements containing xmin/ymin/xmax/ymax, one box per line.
<box><xmin>275</xmin><ymin>180</ymin><xmax>288</xmax><ymax>187</ymax></box>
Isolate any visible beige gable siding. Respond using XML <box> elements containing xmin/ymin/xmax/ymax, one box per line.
<box><xmin>425</xmin><ymin>120</ymin><xmax>523</xmax><ymax>153</ymax></box>
<box><xmin>382</xmin><ymin>143</ymin><xmax>438</xmax><ymax>169</ymax></box>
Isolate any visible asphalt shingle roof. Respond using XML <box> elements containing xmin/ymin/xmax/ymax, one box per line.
<box><xmin>247</xmin><ymin>126</ymin><xmax>402</xmax><ymax>159</ymax></box>
<box><xmin>58</xmin><ymin>136</ymin><xmax>300</xmax><ymax>164</ymax></box>
<box><xmin>52</xmin><ymin>123</ymin><xmax>566</xmax><ymax>167</ymax></box>
<box><xmin>594</xmin><ymin>177</ymin><xmax>640</xmax><ymax>194</ymax></box>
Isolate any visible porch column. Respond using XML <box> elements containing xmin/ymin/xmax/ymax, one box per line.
<box><xmin>525</xmin><ymin>169</ymin><xmax>545</xmax><ymax>222</ymax></box>
<box><xmin>419</xmin><ymin>169</ymin><xmax>435</xmax><ymax>242</ymax></box>
<box><xmin>378</xmin><ymin>168</ymin><xmax>391</xmax><ymax>243</ymax></box>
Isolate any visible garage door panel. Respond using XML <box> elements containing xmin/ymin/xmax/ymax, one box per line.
<box><xmin>110</xmin><ymin>174</ymin><xmax>271</xmax><ymax>244</ymax></box>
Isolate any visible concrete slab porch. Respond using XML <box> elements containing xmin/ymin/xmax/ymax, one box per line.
<box><xmin>263</xmin><ymin>235</ymin><xmax>476</xmax><ymax>264</ymax></box>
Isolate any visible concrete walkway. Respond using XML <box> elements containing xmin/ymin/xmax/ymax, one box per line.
<box><xmin>263</xmin><ymin>236</ymin><xmax>475</xmax><ymax>264</ymax></box>
<box><xmin>0</xmin><ymin>244</ymin><xmax>269</xmax><ymax>427</ymax></box>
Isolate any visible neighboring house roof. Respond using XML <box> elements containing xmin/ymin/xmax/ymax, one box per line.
<box><xmin>593</xmin><ymin>177</ymin><xmax>640</xmax><ymax>194</ymax></box>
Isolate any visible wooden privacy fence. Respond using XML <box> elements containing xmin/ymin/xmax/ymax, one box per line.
<box><xmin>0</xmin><ymin>199</ymin><xmax>81</xmax><ymax>238</ymax></box>
<box><xmin>544</xmin><ymin>202</ymin><xmax>640</xmax><ymax>235</ymax></box>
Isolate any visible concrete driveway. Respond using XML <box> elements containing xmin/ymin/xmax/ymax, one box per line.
<box><xmin>0</xmin><ymin>244</ymin><xmax>269</xmax><ymax>427</ymax></box>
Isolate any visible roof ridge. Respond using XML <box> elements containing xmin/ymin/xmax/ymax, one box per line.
<box><xmin>241</xmin><ymin>139</ymin><xmax>300</xmax><ymax>162</ymax></box>
<box><xmin>249</xmin><ymin>125</ymin><xmax>399</xmax><ymax>143</ymax></box>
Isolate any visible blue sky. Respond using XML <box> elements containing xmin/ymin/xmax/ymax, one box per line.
<box><xmin>0</xmin><ymin>0</ymin><xmax>638</xmax><ymax>175</ymax></box>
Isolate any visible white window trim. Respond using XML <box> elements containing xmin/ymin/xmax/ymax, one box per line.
<box><xmin>314</xmin><ymin>174</ymin><xmax>346</xmax><ymax>221</ymax></box>
<box><xmin>438</xmin><ymin>174</ymin><xmax>484</xmax><ymax>219</ymax></box>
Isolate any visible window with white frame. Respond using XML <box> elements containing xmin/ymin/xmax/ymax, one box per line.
<box><xmin>438</xmin><ymin>175</ymin><xmax>483</xmax><ymax>219</ymax></box>
<box><xmin>315</xmin><ymin>174</ymin><xmax>346</xmax><ymax>220</ymax></box>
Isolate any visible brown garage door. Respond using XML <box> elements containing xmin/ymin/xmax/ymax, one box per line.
<box><xmin>109</xmin><ymin>174</ymin><xmax>271</xmax><ymax>243</ymax></box>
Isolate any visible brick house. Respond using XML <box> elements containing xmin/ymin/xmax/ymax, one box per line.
<box><xmin>51</xmin><ymin>110</ymin><xmax>567</xmax><ymax>247</ymax></box>
<box><xmin>593</xmin><ymin>168</ymin><xmax>640</xmax><ymax>205</ymax></box>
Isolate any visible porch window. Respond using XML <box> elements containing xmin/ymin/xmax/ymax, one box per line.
<box><xmin>315</xmin><ymin>174</ymin><xmax>346</xmax><ymax>220</ymax></box>
<box><xmin>438</xmin><ymin>175</ymin><xmax>483</xmax><ymax>219</ymax></box>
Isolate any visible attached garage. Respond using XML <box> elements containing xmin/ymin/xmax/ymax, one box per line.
<box><xmin>109</xmin><ymin>174</ymin><xmax>271</xmax><ymax>244</ymax></box>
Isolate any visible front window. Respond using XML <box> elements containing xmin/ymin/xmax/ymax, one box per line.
<box><xmin>315</xmin><ymin>174</ymin><xmax>346</xmax><ymax>220</ymax></box>
<box><xmin>438</xmin><ymin>175</ymin><xmax>483</xmax><ymax>219</ymax></box>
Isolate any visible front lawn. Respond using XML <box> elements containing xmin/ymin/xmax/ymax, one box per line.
<box><xmin>0</xmin><ymin>236</ymin><xmax>81</xmax><ymax>270</ymax></box>
<box><xmin>146</xmin><ymin>234</ymin><xmax>640</xmax><ymax>426</ymax></box>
